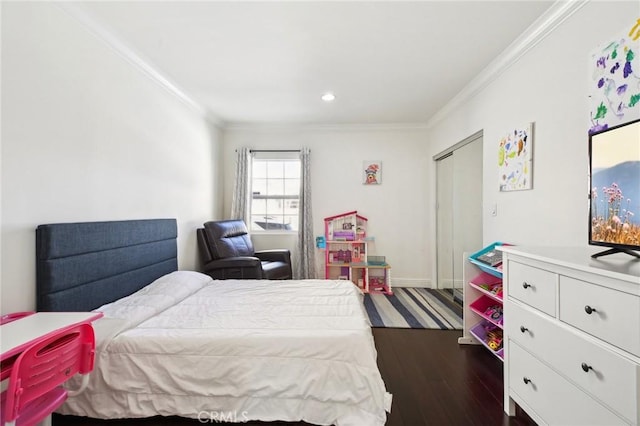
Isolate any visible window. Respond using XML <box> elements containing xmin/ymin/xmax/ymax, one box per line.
<box><xmin>250</xmin><ymin>152</ymin><xmax>300</xmax><ymax>232</ymax></box>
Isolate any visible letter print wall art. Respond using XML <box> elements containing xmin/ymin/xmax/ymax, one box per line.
<box><xmin>498</xmin><ymin>123</ymin><xmax>533</xmax><ymax>192</ymax></box>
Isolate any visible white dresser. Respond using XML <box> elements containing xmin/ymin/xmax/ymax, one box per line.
<box><xmin>500</xmin><ymin>246</ymin><xmax>640</xmax><ymax>426</ymax></box>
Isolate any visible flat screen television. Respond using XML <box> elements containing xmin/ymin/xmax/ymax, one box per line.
<box><xmin>588</xmin><ymin>118</ymin><xmax>640</xmax><ymax>258</ymax></box>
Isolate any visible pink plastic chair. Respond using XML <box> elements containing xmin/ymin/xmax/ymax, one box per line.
<box><xmin>1</xmin><ymin>312</ymin><xmax>36</xmax><ymax>381</ymax></box>
<box><xmin>0</xmin><ymin>323</ymin><xmax>96</xmax><ymax>426</ymax></box>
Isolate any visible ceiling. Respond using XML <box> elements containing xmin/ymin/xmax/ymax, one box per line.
<box><xmin>68</xmin><ymin>1</ymin><xmax>556</xmax><ymax>126</ymax></box>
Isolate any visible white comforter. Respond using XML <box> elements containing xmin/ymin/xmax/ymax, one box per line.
<box><xmin>60</xmin><ymin>271</ymin><xmax>392</xmax><ymax>425</ymax></box>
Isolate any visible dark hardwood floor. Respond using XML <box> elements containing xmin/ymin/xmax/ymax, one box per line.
<box><xmin>54</xmin><ymin>328</ymin><xmax>535</xmax><ymax>426</ymax></box>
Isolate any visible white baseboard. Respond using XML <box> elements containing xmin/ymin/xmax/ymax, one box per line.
<box><xmin>391</xmin><ymin>278</ymin><xmax>432</xmax><ymax>288</ymax></box>
<box><xmin>391</xmin><ymin>278</ymin><xmax>465</xmax><ymax>290</ymax></box>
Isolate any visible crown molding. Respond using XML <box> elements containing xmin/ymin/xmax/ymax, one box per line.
<box><xmin>56</xmin><ymin>2</ymin><xmax>225</xmax><ymax>128</ymax></box>
<box><xmin>223</xmin><ymin>121</ymin><xmax>432</xmax><ymax>133</ymax></box>
<box><xmin>426</xmin><ymin>0</ymin><xmax>589</xmax><ymax>129</ymax></box>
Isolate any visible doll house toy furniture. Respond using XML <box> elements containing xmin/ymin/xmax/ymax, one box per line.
<box><xmin>323</xmin><ymin>211</ymin><xmax>392</xmax><ymax>294</ymax></box>
<box><xmin>197</xmin><ymin>220</ymin><xmax>292</xmax><ymax>280</ymax></box>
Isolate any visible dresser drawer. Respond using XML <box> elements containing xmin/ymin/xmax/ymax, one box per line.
<box><xmin>509</xmin><ymin>341</ymin><xmax>626</xmax><ymax>425</ymax></box>
<box><xmin>559</xmin><ymin>276</ymin><xmax>640</xmax><ymax>357</ymax></box>
<box><xmin>507</xmin><ymin>261</ymin><xmax>556</xmax><ymax>316</ymax></box>
<box><xmin>507</xmin><ymin>300</ymin><xmax>557</xmax><ymax>358</ymax></box>
<box><xmin>508</xmin><ymin>301</ymin><xmax>639</xmax><ymax>422</ymax></box>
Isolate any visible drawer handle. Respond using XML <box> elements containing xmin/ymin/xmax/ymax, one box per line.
<box><xmin>584</xmin><ymin>305</ymin><xmax>597</xmax><ymax>315</ymax></box>
<box><xmin>523</xmin><ymin>377</ymin><xmax>532</xmax><ymax>385</ymax></box>
<box><xmin>581</xmin><ymin>363</ymin><xmax>593</xmax><ymax>373</ymax></box>
<box><xmin>519</xmin><ymin>326</ymin><xmax>529</xmax><ymax>333</ymax></box>
<box><xmin>522</xmin><ymin>282</ymin><xmax>532</xmax><ymax>289</ymax></box>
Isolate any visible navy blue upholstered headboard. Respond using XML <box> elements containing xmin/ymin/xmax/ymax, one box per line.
<box><xmin>36</xmin><ymin>219</ymin><xmax>178</xmax><ymax>312</ymax></box>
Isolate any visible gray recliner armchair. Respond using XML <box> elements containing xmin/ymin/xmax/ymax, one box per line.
<box><xmin>196</xmin><ymin>219</ymin><xmax>292</xmax><ymax>280</ymax></box>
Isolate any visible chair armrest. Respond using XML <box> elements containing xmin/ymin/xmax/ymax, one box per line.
<box><xmin>203</xmin><ymin>257</ymin><xmax>262</xmax><ymax>270</ymax></box>
<box><xmin>255</xmin><ymin>249</ymin><xmax>291</xmax><ymax>264</ymax></box>
<box><xmin>202</xmin><ymin>257</ymin><xmax>263</xmax><ymax>279</ymax></box>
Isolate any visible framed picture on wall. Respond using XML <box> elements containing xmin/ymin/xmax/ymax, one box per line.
<box><xmin>363</xmin><ymin>161</ymin><xmax>382</xmax><ymax>185</ymax></box>
<box><xmin>498</xmin><ymin>122</ymin><xmax>534</xmax><ymax>191</ymax></box>
<box><xmin>588</xmin><ymin>21</ymin><xmax>640</xmax><ymax>134</ymax></box>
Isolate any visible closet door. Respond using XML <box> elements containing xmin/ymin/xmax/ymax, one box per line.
<box><xmin>435</xmin><ymin>133</ymin><xmax>483</xmax><ymax>303</ymax></box>
<box><xmin>436</xmin><ymin>153</ymin><xmax>454</xmax><ymax>294</ymax></box>
<box><xmin>452</xmin><ymin>138</ymin><xmax>483</xmax><ymax>301</ymax></box>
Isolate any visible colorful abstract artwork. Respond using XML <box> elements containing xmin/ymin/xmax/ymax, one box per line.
<box><xmin>588</xmin><ymin>20</ymin><xmax>640</xmax><ymax>134</ymax></box>
<box><xmin>498</xmin><ymin>123</ymin><xmax>533</xmax><ymax>192</ymax></box>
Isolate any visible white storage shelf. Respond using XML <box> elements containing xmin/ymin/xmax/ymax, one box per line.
<box><xmin>458</xmin><ymin>253</ymin><xmax>504</xmax><ymax>360</ymax></box>
<box><xmin>459</xmin><ymin>245</ymin><xmax>505</xmax><ymax>361</ymax></box>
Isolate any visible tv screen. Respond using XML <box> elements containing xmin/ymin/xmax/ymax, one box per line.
<box><xmin>588</xmin><ymin>118</ymin><xmax>640</xmax><ymax>258</ymax></box>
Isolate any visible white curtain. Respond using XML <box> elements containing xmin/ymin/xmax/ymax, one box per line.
<box><xmin>230</xmin><ymin>147</ymin><xmax>251</xmax><ymax>221</ymax></box>
<box><xmin>295</xmin><ymin>147</ymin><xmax>316</xmax><ymax>279</ymax></box>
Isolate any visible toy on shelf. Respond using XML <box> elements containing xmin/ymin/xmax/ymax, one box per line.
<box><xmin>484</xmin><ymin>323</ymin><xmax>503</xmax><ymax>349</ymax></box>
<box><xmin>483</xmin><ymin>304</ymin><xmax>503</xmax><ymax>326</ymax></box>
<box><xmin>476</xmin><ymin>249</ymin><xmax>503</xmax><ymax>267</ymax></box>
<box><xmin>477</xmin><ymin>283</ymin><xmax>503</xmax><ymax>296</ymax></box>
<box><xmin>484</xmin><ymin>323</ymin><xmax>503</xmax><ymax>351</ymax></box>
<box><xmin>369</xmin><ymin>277</ymin><xmax>386</xmax><ymax>291</ymax></box>
<box><xmin>489</xmin><ymin>284</ymin><xmax>503</xmax><ymax>297</ymax></box>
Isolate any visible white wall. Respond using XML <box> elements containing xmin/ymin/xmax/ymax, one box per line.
<box><xmin>426</xmin><ymin>2</ymin><xmax>637</xmax><ymax>252</ymax></box>
<box><xmin>1</xmin><ymin>3</ymin><xmax>223</xmax><ymax>312</ymax></box>
<box><xmin>2</xmin><ymin>2</ymin><xmax>633</xmax><ymax>312</ymax></box>
<box><xmin>222</xmin><ymin>125</ymin><xmax>431</xmax><ymax>285</ymax></box>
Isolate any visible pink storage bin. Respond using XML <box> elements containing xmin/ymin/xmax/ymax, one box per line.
<box><xmin>469</xmin><ymin>295</ymin><xmax>503</xmax><ymax>326</ymax></box>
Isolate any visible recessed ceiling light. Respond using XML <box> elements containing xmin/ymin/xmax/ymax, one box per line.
<box><xmin>321</xmin><ymin>92</ymin><xmax>336</xmax><ymax>102</ymax></box>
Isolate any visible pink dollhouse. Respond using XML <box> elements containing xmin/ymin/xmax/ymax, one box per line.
<box><xmin>323</xmin><ymin>211</ymin><xmax>392</xmax><ymax>295</ymax></box>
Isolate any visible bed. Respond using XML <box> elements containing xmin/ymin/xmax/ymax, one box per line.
<box><xmin>36</xmin><ymin>219</ymin><xmax>391</xmax><ymax>425</ymax></box>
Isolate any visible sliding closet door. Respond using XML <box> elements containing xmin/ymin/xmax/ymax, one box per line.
<box><xmin>451</xmin><ymin>138</ymin><xmax>483</xmax><ymax>301</ymax></box>
<box><xmin>435</xmin><ymin>133</ymin><xmax>483</xmax><ymax>302</ymax></box>
<box><xmin>436</xmin><ymin>154</ymin><xmax>454</xmax><ymax>293</ymax></box>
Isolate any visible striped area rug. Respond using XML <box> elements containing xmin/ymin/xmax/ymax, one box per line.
<box><xmin>364</xmin><ymin>288</ymin><xmax>463</xmax><ymax>329</ymax></box>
